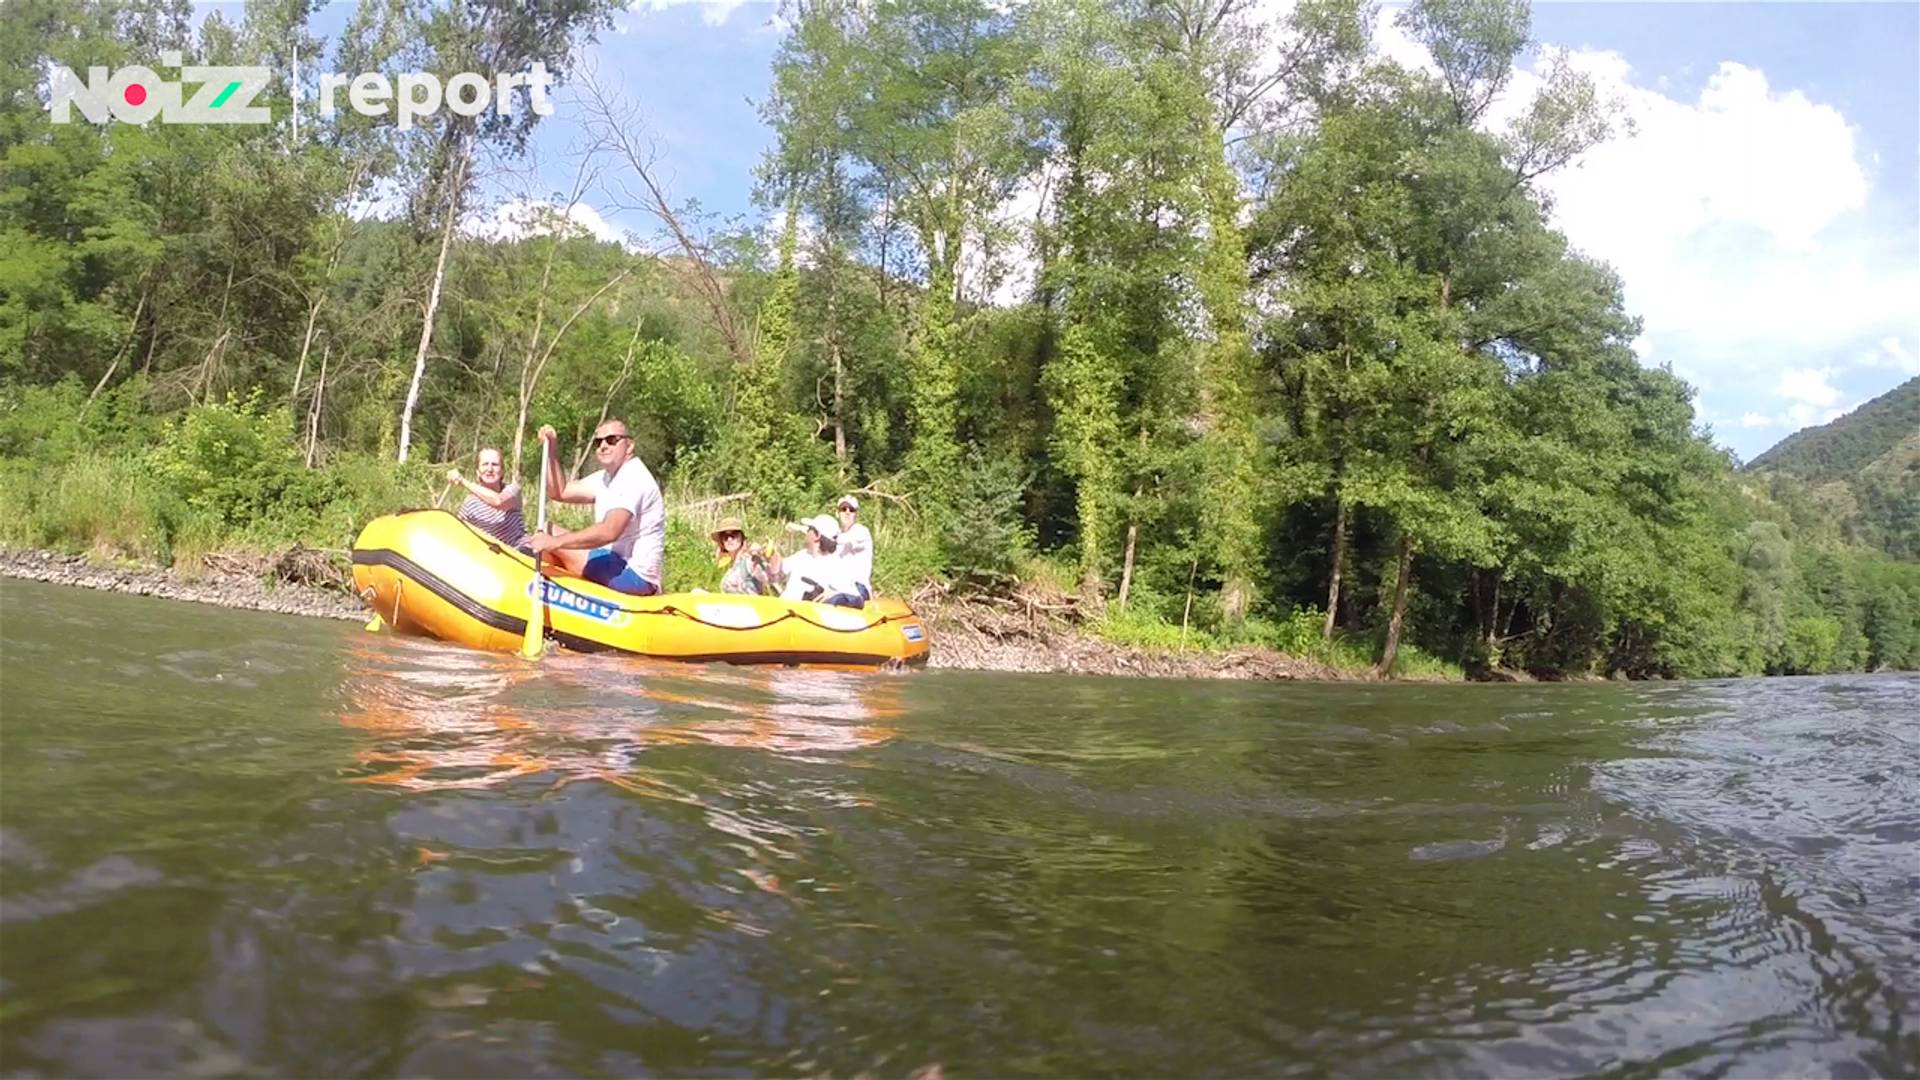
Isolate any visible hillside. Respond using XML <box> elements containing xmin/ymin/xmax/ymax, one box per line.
<box><xmin>1745</xmin><ymin>376</ymin><xmax>1920</xmax><ymax>480</ymax></box>
<box><xmin>1742</xmin><ymin>376</ymin><xmax>1919</xmax><ymax>560</ymax></box>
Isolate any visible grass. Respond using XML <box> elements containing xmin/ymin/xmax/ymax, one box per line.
<box><xmin>1089</xmin><ymin>602</ymin><xmax>1465</xmax><ymax>680</ymax></box>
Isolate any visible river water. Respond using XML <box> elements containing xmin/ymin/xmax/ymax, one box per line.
<box><xmin>1</xmin><ymin>578</ymin><xmax>1915</xmax><ymax>1077</ymax></box>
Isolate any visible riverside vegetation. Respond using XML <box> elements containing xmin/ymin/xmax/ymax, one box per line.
<box><xmin>2</xmin><ymin>0</ymin><xmax>1915</xmax><ymax>679</ymax></box>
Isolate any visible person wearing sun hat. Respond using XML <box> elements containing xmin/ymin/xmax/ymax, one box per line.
<box><xmin>769</xmin><ymin>513</ymin><xmax>861</xmax><ymax>607</ymax></box>
<box><xmin>709</xmin><ymin>516</ymin><xmax>774</xmax><ymax>595</ymax></box>
<box><xmin>833</xmin><ymin>495</ymin><xmax>874</xmax><ymax>601</ymax></box>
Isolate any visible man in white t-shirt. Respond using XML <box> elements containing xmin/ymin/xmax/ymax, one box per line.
<box><xmin>833</xmin><ymin>495</ymin><xmax>874</xmax><ymax>602</ymax></box>
<box><xmin>773</xmin><ymin>514</ymin><xmax>860</xmax><ymax>607</ymax></box>
<box><xmin>529</xmin><ymin>420</ymin><xmax>666</xmax><ymax>595</ymax></box>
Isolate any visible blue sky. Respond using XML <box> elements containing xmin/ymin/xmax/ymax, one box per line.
<box><xmin>254</xmin><ymin>1</ymin><xmax>1919</xmax><ymax>462</ymax></box>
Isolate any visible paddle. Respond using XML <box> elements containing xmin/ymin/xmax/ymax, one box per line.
<box><xmin>522</xmin><ymin>438</ymin><xmax>551</xmax><ymax>660</ymax></box>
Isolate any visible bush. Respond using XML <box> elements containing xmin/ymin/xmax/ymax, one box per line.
<box><xmin>0</xmin><ymin>378</ymin><xmax>165</xmax><ymax>467</ymax></box>
<box><xmin>870</xmin><ymin>509</ymin><xmax>946</xmax><ymax>598</ymax></box>
<box><xmin>150</xmin><ymin>391</ymin><xmax>304</xmax><ymax>530</ymax></box>
<box><xmin>1779</xmin><ymin>615</ymin><xmax>1841</xmax><ymax>675</ymax></box>
<box><xmin>0</xmin><ymin>380</ymin><xmax>90</xmax><ymax>463</ymax></box>
<box><xmin>245</xmin><ymin>450</ymin><xmax>441</xmax><ymax>550</ymax></box>
<box><xmin>939</xmin><ymin>447</ymin><xmax>1033</xmax><ymax>584</ymax></box>
<box><xmin>1243</xmin><ymin>607</ymin><xmax>1328</xmax><ymax>656</ymax></box>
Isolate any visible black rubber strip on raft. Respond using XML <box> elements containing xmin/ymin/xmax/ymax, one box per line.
<box><xmin>351</xmin><ymin>547</ymin><xmax>911</xmax><ymax>668</ymax></box>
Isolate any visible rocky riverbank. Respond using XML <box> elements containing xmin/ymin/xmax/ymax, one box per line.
<box><xmin>0</xmin><ymin>546</ymin><xmax>1358</xmax><ymax>681</ymax></box>
<box><xmin>0</xmin><ymin>548</ymin><xmax>368</xmax><ymax>623</ymax></box>
<box><xmin>911</xmin><ymin>590</ymin><xmax>1352</xmax><ymax>681</ymax></box>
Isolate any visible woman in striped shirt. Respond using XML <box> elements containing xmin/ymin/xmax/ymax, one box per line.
<box><xmin>447</xmin><ymin>448</ymin><xmax>527</xmax><ymax>548</ymax></box>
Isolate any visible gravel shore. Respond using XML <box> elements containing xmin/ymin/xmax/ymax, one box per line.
<box><xmin>0</xmin><ymin>548</ymin><xmax>367</xmax><ymax>622</ymax></box>
<box><xmin>2</xmin><ymin>547</ymin><xmax>1355</xmax><ymax>680</ymax></box>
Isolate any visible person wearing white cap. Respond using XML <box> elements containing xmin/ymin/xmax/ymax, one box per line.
<box><xmin>770</xmin><ymin>514</ymin><xmax>861</xmax><ymax>607</ymax></box>
<box><xmin>833</xmin><ymin>495</ymin><xmax>873</xmax><ymax>602</ymax></box>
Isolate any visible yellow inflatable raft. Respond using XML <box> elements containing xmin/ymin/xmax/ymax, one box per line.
<box><xmin>350</xmin><ymin>510</ymin><xmax>930</xmax><ymax>669</ymax></box>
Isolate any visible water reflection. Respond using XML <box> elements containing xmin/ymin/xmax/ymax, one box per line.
<box><xmin>334</xmin><ymin>637</ymin><xmax>906</xmax><ymax>794</ymax></box>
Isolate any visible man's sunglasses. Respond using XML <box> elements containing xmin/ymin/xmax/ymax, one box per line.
<box><xmin>591</xmin><ymin>433</ymin><xmax>629</xmax><ymax>448</ymax></box>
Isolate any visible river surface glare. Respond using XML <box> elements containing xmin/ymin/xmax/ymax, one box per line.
<box><xmin>1</xmin><ymin>579</ymin><xmax>1916</xmax><ymax>1076</ymax></box>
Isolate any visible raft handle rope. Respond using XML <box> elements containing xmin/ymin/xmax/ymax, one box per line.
<box><xmin>464</xmin><ymin>518</ymin><xmax>915</xmax><ymax>636</ymax></box>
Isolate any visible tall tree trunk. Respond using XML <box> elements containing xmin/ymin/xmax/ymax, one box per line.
<box><xmin>291</xmin><ymin>159</ymin><xmax>365</xmax><ymax>414</ymax></box>
<box><xmin>399</xmin><ymin>142</ymin><xmax>468</xmax><ymax>464</ymax></box>
<box><xmin>196</xmin><ymin>265</ymin><xmax>236</xmax><ymax>404</ymax></box>
<box><xmin>1117</xmin><ymin>426</ymin><xmax>1147</xmax><ymax>609</ymax></box>
<box><xmin>510</xmin><ymin>253</ymin><xmax>558</xmax><ymax>475</ymax></box>
<box><xmin>86</xmin><ymin>288</ymin><xmax>148</xmax><ymax>405</ymax></box>
<box><xmin>507</xmin><ymin>158</ymin><xmax>600</xmax><ymax>474</ymax></box>
<box><xmin>305</xmin><ymin>345</ymin><xmax>329</xmax><ymax>468</ymax></box>
<box><xmin>290</xmin><ymin>294</ymin><xmax>323</xmax><ymax>409</ymax></box>
<box><xmin>139</xmin><ymin>317</ymin><xmax>160</xmax><ymax>376</ymax></box>
<box><xmin>831</xmin><ymin>334</ymin><xmax>848</xmax><ymax>467</ymax></box>
<box><xmin>1486</xmin><ymin>576</ymin><xmax>1503</xmax><ymax>653</ymax></box>
<box><xmin>1374</xmin><ymin>535</ymin><xmax>1416</xmax><ymax>677</ymax></box>
<box><xmin>511</xmin><ymin>267</ymin><xmax>631</xmax><ymax>475</ymax></box>
<box><xmin>1323</xmin><ymin>495</ymin><xmax>1348</xmax><ymax>640</ymax></box>
<box><xmin>1117</xmin><ymin>499</ymin><xmax>1141</xmax><ymax>610</ymax></box>
<box><xmin>825</xmin><ymin>254</ymin><xmax>848</xmax><ymax>470</ymax></box>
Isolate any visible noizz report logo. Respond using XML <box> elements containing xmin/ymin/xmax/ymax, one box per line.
<box><xmin>49</xmin><ymin>52</ymin><xmax>556</xmax><ymax>129</ymax></box>
<box><xmin>50</xmin><ymin>52</ymin><xmax>269</xmax><ymax>125</ymax></box>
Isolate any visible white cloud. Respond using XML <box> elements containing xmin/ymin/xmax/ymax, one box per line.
<box><xmin>462</xmin><ymin>199</ymin><xmax>631</xmax><ymax>248</ymax></box>
<box><xmin>1777</xmin><ymin>366</ymin><xmax>1842</xmax><ymax>408</ymax></box>
<box><xmin>1854</xmin><ymin>335</ymin><xmax>1919</xmax><ymax>374</ymax></box>
<box><xmin>1372</xmin><ymin>8</ymin><xmax>1437</xmax><ymax>77</ymax></box>
<box><xmin>1533</xmin><ymin>57</ymin><xmax>1917</xmax><ymax>367</ymax></box>
<box><xmin>628</xmin><ymin>0</ymin><xmax>750</xmax><ymax>27</ymax></box>
<box><xmin>1739</xmin><ymin>412</ymin><xmax>1774</xmax><ymax>428</ymax></box>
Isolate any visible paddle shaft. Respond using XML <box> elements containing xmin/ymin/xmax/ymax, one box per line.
<box><xmin>521</xmin><ymin>439</ymin><xmax>550</xmax><ymax>658</ymax></box>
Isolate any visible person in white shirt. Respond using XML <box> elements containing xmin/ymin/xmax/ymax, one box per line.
<box><xmin>833</xmin><ymin>495</ymin><xmax>874</xmax><ymax>602</ymax></box>
<box><xmin>528</xmin><ymin>420</ymin><xmax>666</xmax><ymax>595</ymax></box>
<box><xmin>771</xmin><ymin>514</ymin><xmax>861</xmax><ymax>607</ymax></box>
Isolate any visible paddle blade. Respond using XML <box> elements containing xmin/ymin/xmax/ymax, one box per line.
<box><xmin>364</xmin><ymin>614</ymin><xmax>384</xmax><ymax>633</ymax></box>
<box><xmin>522</xmin><ymin>565</ymin><xmax>546</xmax><ymax>659</ymax></box>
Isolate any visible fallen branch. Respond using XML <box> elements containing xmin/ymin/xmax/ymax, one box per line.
<box><xmin>847</xmin><ymin>486</ymin><xmax>916</xmax><ymax>515</ymax></box>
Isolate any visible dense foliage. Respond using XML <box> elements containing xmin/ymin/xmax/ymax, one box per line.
<box><xmin>2</xmin><ymin>0</ymin><xmax>1914</xmax><ymax>677</ymax></box>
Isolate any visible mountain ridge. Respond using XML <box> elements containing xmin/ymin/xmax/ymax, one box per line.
<box><xmin>1744</xmin><ymin>376</ymin><xmax>1920</xmax><ymax>480</ymax></box>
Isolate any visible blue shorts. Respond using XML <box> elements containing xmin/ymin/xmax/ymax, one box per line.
<box><xmin>582</xmin><ymin>548</ymin><xmax>659</xmax><ymax>596</ymax></box>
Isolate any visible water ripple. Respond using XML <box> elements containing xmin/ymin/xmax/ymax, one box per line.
<box><xmin>2</xmin><ymin>580</ymin><xmax>1916</xmax><ymax>1076</ymax></box>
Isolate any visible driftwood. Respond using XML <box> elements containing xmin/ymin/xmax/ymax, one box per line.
<box><xmin>196</xmin><ymin>544</ymin><xmax>350</xmax><ymax>592</ymax></box>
